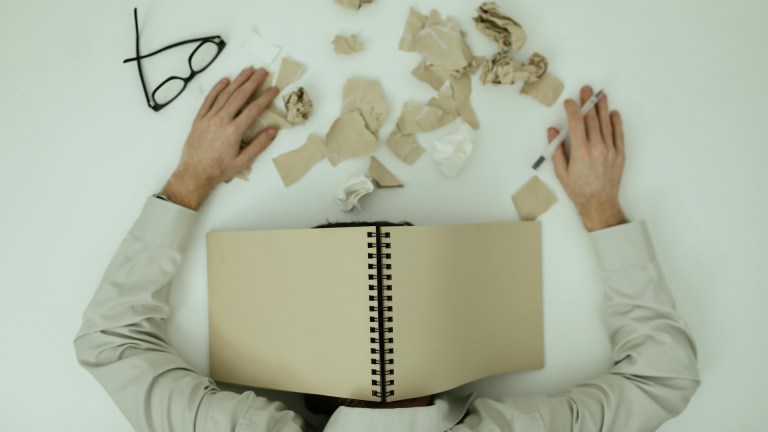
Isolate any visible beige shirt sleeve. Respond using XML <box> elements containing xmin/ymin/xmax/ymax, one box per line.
<box><xmin>73</xmin><ymin>197</ymin><xmax>306</xmax><ymax>432</ymax></box>
<box><xmin>454</xmin><ymin>221</ymin><xmax>701</xmax><ymax>432</ymax></box>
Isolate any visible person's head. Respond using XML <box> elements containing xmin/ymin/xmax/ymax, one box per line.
<box><xmin>303</xmin><ymin>221</ymin><xmax>429</xmax><ymax>416</ymax></box>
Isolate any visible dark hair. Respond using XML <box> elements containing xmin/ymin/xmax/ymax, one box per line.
<box><xmin>303</xmin><ymin>221</ymin><xmax>413</xmax><ymax>416</ymax></box>
<box><xmin>312</xmin><ymin>221</ymin><xmax>414</xmax><ymax>229</ymax></box>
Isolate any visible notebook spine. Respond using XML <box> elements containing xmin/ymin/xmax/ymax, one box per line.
<box><xmin>367</xmin><ymin>227</ymin><xmax>394</xmax><ymax>402</ymax></box>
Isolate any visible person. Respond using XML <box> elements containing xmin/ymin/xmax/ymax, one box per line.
<box><xmin>74</xmin><ymin>66</ymin><xmax>700</xmax><ymax>431</ymax></box>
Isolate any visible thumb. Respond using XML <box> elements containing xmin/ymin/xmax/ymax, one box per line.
<box><xmin>237</xmin><ymin>128</ymin><xmax>278</xmax><ymax>171</ymax></box>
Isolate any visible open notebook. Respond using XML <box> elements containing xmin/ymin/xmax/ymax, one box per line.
<box><xmin>207</xmin><ymin>221</ymin><xmax>543</xmax><ymax>403</ymax></box>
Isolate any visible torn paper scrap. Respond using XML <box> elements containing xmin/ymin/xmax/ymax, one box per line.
<box><xmin>335</xmin><ymin>0</ymin><xmax>374</xmax><ymax>10</ymax></box>
<box><xmin>411</xmin><ymin>61</ymin><xmax>452</xmax><ymax>91</ymax></box>
<box><xmin>397</xmin><ymin>103</ymin><xmax>455</xmax><ymax>135</ymax></box>
<box><xmin>512</xmin><ymin>176</ymin><xmax>558</xmax><ymax>220</ymax></box>
<box><xmin>368</xmin><ymin>157</ymin><xmax>403</xmax><ymax>188</ymax></box>
<box><xmin>480</xmin><ymin>51</ymin><xmax>547</xmax><ymax>85</ymax></box>
<box><xmin>433</xmin><ymin>123</ymin><xmax>475</xmax><ymax>178</ymax></box>
<box><xmin>474</xmin><ymin>2</ymin><xmax>527</xmax><ymax>52</ymax></box>
<box><xmin>428</xmin><ymin>73</ymin><xmax>480</xmax><ymax>130</ymax></box>
<box><xmin>341</xmin><ymin>79</ymin><xmax>388</xmax><ymax>132</ymax></box>
<box><xmin>336</xmin><ymin>175</ymin><xmax>375</xmax><ymax>212</ymax></box>
<box><xmin>283</xmin><ymin>87</ymin><xmax>313</xmax><ymax>125</ymax></box>
<box><xmin>399</xmin><ymin>8</ymin><xmax>474</xmax><ymax>72</ymax></box>
<box><xmin>324</xmin><ymin>111</ymin><xmax>380</xmax><ymax>166</ymax></box>
<box><xmin>520</xmin><ymin>73</ymin><xmax>564</xmax><ymax>107</ymax></box>
<box><xmin>243</xmin><ymin>106</ymin><xmax>294</xmax><ymax>143</ymax></box>
<box><xmin>333</xmin><ymin>35</ymin><xmax>365</xmax><ymax>54</ymax></box>
<box><xmin>272</xmin><ymin>134</ymin><xmax>327</xmax><ymax>187</ymax></box>
<box><xmin>399</xmin><ymin>8</ymin><xmax>429</xmax><ymax>52</ymax></box>
<box><xmin>415</xmin><ymin>24</ymin><xmax>474</xmax><ymax>71</ymax></box>
<box><xmin>274</xmin><ymin>57</ymin><xmax>306</xmax><ymax>91</ymax></box>
<box><xmin>386</xmin><ymin>127</ymin><xmax>424</xmax><ymax>165</ymax></box>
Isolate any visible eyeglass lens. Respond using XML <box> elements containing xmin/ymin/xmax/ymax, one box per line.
<box><xmin>152</xmin><ymin>40</ymin><xmax>220</xmax><ymax>105</ymax></box>
<box><xmin>190</xmin><ymin>41</ymin><xmax>220</xmax><ymax>72</ymax></box>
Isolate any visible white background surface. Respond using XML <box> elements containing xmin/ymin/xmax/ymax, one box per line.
<box><xmin>1</xmin><ymin>0</ymin><xmax>766</xmax><ymax>430</ymax></box>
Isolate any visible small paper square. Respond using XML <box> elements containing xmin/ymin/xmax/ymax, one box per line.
<box><xmin>512</xmin><ymin>176</ymin><xmax>557</xmax><ymax>221</ymax></box>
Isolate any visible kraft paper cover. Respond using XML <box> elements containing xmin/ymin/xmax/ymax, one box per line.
<box><xmin>207</xmin><ymin>221</ymin><xmax>543</xmax><ymax>401</ymax></box>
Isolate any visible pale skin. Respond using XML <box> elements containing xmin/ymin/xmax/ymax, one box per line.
<box><xmin>163</xmin><ymin>69</ymin><xmax>626</xmax><ymax>231</ymax></box>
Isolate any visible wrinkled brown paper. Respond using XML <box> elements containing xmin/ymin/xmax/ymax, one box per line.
<box><xmin>341</xmin><ymin>79</ymin><xmax>388</xmax><ymax>132</ymax></box>
<box><xmin>474</xmin><ymin>3</ymin><xmax>564</xmax><ymax>107</ymax></box>
<box><xmin>333</xmin><ymin>35</ymin><xmax>365</xmax><ymax>54</ymax></box>
<box><xmin>273</xmin><ymin>134</ymin><xmax>327</xmax><ymax>187</ymax></box>
<box><xmin>386</xmin><ymin>128</ymin><xmax>424</xmax><ymax>166</ymax></box>
<box><xmin>325</xmin><ymin>111</ymin><xmax>379</xmax><ymax>166</ymax></box>
<box><xmin>335</xmin><ymin>0</ymin><xmax>374</xmax><ymax>10</ymax></box>
<box><xmin>480</xmin><ymin>51</ymin><xmax>548</xmax><ymax>85</ymax></box>
<box><xmin>283</xmin><ymin>87</ymin><xmax>313</xmax><ymax>125</ymax></box>
<box><xmin>368</xmin><ymin>157</ymin><xmax>403</xmax><ymax>188</ymax></box>
<box><xmin>512</xmin><ymin>176</ymin><xmax>558</xmax><ymax>220</ymax></box>
<box><xmin>274</xmin><ymin>57</ymin><xmax>306</xmax><ymax>92</ymax></box>
<box><xmin>474</xmin><ymin>2</ymin><xmax>527</xmax><ymax>52</ymax></box>
<box><xmin>399</xmin><ymin>8</ymin><xmax>474</xmax><ymax>72</ymax></box>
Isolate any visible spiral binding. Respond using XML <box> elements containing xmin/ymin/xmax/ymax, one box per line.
<box><xmin>368</xmin><ymin>227</ymin><xmax>395</xmax><ymax>401</ymax></box>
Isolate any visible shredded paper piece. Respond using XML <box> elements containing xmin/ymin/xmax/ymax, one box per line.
<box><xmin>480</xmin><ymin>51</ymin><xmax>548</xmax><ymax>85</ymax></box>
<box><xmin>368</xmin><ymin>157</ymin><xmax>403</xmax><ymax>188</ymax></box>
<box><xmin>274</xmin><ymin>57</ymin><xmax>306</xmax><ymax>91</ymax></box>
<box><xmin>399</xmin><ymin>8</ymin><xmax>474</xmax><ymax>72</ymax></box>
<box><xmin>433</xmin><ymin>123</ymin><xmax>476</xmax><ymax>178</ymax></box>
<box><xmin>391</xmin><ymin>7</ymin><xmax>481</xmax><ymax>164</ymax></box>
<box><xmin>335</xmin><ymin>0</ymin><xmax>375</xmax><ymax>10</ymax></box>
<box><xmin>273</xmin><ymin>134</ymin><xmax>327</xmax><ymax>187</ymax></box>
<box><xmin>325</xmin><ymin>111</ymin><xmax>379</xmax><ymax>167</ymax></box>
<box><xmin>512</xmin><ymin>176</ymin><xmax>558</xmax><ymax>220</ymax></box>
<box><xmin>333</xmin><ymin>35</ymin><xmax>365</xmax><ymax>54</ymax></box>
<box><xmin>473</xmin><ymin>3</ymin><xmax>564</xmax><ymax>107</ymax></box>
<box><xmin>474</xmin><ymin>2</ymin><xmax>527</xmax><ymax>52</ymax></box>
<box><xmin>341</xmin><ymin>79</ymin><xmax>388</xmax><ymax>132</ymax></box>
<box><xmin>386</xmin><ymin>128</ymin><xmax>424</xmax><ymax>166</ymax></box>
<box><xmin>521</xmin><ymin>73</ymin><xmax>565</xmax><ymax>107</ymax></box>
<box><xmin>397</xmin><ymin>103</ymin><xmax>454</xmax><ymax>135</ymax></box>
<box><xmin>283</xmin><ymin>87</ymin><xmax>313</xmax><ymax>125</ymax></box>
<box><xmin>336</xmin><ymin>175</ymin><xmax>376</xmax><ymax>212</ymax></box>
<box><xmin>411</xmin><ymin>61</ymin><xmax>453</xmax><ymax>91</ymax></box>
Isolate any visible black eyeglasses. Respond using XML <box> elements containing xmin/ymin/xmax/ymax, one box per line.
<box><xmin>122</xmin><ymin>8</ymin><xmax>226</xmax><ymax>111</ymax></box>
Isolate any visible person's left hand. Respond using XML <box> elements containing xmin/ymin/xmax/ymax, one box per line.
<box><xmin>162</xmin><ymin>67</ymin><xmax>279</xmax><ymax>210</ymax></box>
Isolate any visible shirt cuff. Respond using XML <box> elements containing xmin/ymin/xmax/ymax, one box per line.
<box><xmin>129</xmin><ymin>196</ymin><xmax>199</xmax><ymax>251</ymax></box>
<box><xmin>588</xmin><ymin>220</ymin><xmax>656</xmax><ymax>272</ymax></box>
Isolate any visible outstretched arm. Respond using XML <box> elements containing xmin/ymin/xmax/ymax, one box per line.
<box><xmin>74</xmin><ymin>68</ymin><xmax>305</xmax><ymax>432</ymax></box>
<box><xmin>456</xmin><ymin>86</ymin><xmax>700</xmax><ymax>431</ymax></box>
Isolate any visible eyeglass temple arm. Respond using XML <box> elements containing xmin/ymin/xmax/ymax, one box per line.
<box><xmin>129</xmin><ymin>8</ymin><xmax>153</xmax><ymax>108</ymax></box>
<box><xmin>122</xmin><ymin>35</ymin><xmax>223</xmax><ymax>63</ymax></box>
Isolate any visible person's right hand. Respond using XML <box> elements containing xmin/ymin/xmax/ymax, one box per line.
<box><xmin>551</xmin><ymin>85</ymin><xmax>628</xmax><ymax>232</ymax></box>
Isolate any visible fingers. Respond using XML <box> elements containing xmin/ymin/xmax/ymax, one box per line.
<box><xmin>564</xmin><ymin>99</ymin><xmax>587</xmax><ymax>154</ymax></box>
<box><xmin>550</xmin><ymin>127</ymin><xmax>568</xmax><ymax>181</ymax></box>
<box><xmin>209</xmin><ymin>67</ymin><xmax>255</xmax><ymax>115</ymax></box>
<box><xmin>220</xmin><ymin>68</ymin><xmax>269</xmax><ymax>120</ymax></box>
<box><xmin>597</xmin><ymin>92</ymin><xmax>614</xmax><ymax>149</ymax></box>
<box><xmin>235</xmin><ymin>87</ymin><xmax>280</xmax><ymax>133</ymax></box>
<box><xmin>581</xmin><ymin>86</ymin><xmax>602</xmax><ymax>146</ymax></box>
<box><xmin>197</xmin><ymin>78</ymin><xmax>229</xmax><ymax>120</ymax></box>
<box><xmin>612</xmin><ymin>111</ymin><xmax>625</xmax><ymax>156</ymax></box>
<box><xmin>237</xmin><ymin>128</ymin><xmax>278</xmax><ymax>170</ymax></box>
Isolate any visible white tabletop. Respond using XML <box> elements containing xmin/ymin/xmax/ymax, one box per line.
<box><xmin>1</xmin><ymin>0</ymin><xmax>766</xmax><ymax>430</ymax></box>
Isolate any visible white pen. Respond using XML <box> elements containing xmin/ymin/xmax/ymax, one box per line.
<box><xmin>532</xmin><ymin>89</ymin><xmax>605</xmax><ymax>170</ymax></box>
